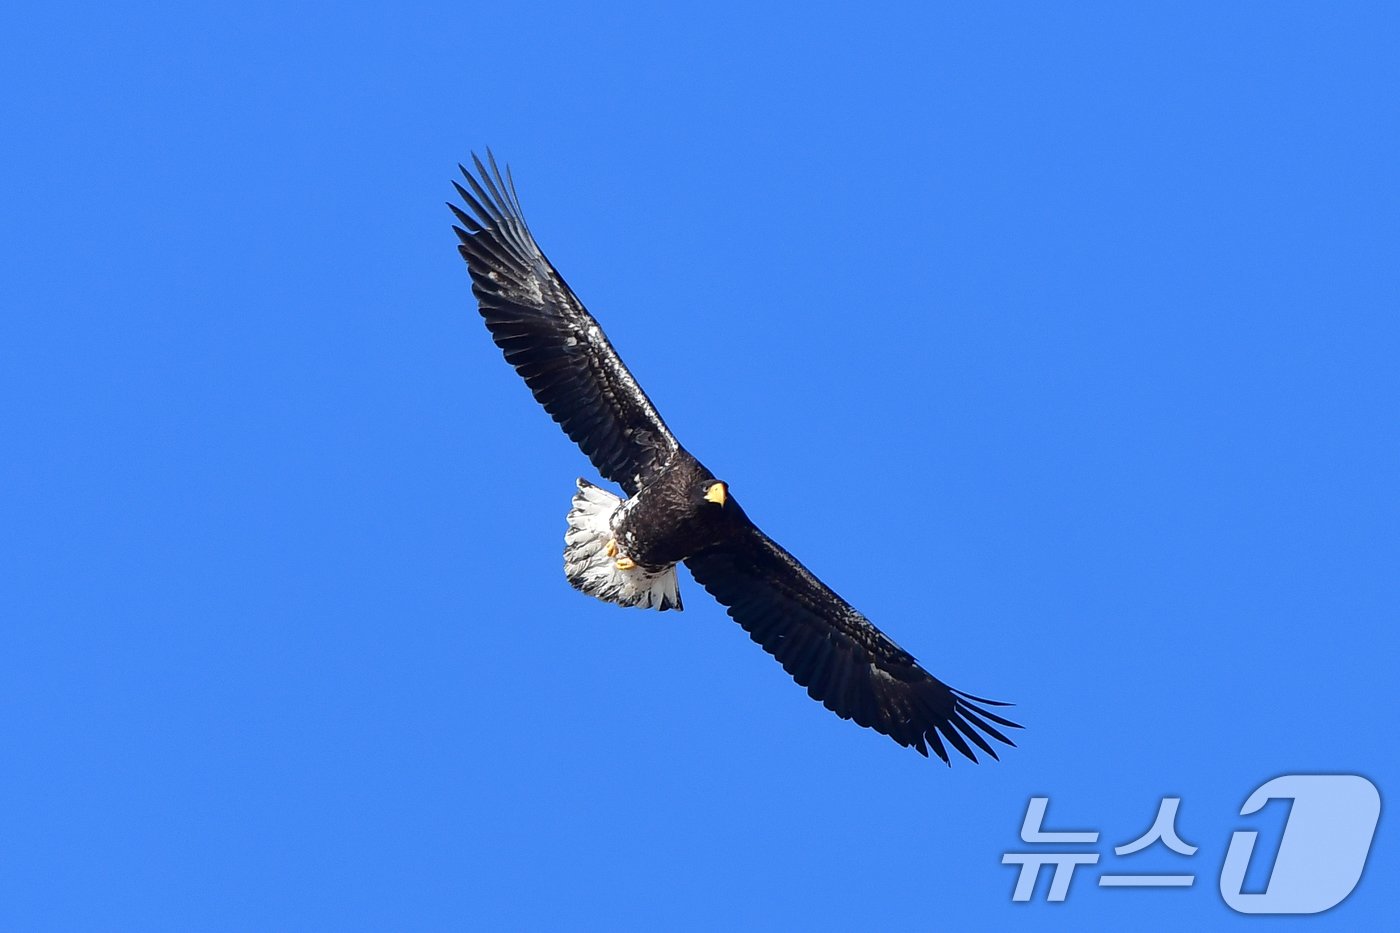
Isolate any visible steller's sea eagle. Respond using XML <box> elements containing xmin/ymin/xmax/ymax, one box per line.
<box><xmin>449</xmin><ymin>153</ymin><xmax>1019</xmax><ymax>763</ymax></box>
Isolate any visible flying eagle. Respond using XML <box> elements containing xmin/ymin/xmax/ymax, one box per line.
<box><xmin>449</xmin><ymin>153</ymin><xmax>1019</xmax><ymax>763</ymax></box>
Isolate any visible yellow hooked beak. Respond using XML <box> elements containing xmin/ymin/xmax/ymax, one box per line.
<box><xmin>704</xmin><ymin>481</ymin><xmax>728</xmax><ymax>506</ymax></box>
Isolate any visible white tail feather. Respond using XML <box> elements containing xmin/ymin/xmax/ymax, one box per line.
<box><xmin>564</xmin><ymin>479</ymin><xmax>681</xmax><ymax>611</ymax></box>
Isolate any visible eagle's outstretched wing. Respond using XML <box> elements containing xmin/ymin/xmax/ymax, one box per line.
<box><xmin>450</xmin><ymin>153</ymin><xmax>678</xmax><ymax>496</ymax></box>
<box><xmin>684</xmin><ymin>516</ymin><xmax>1020</xmax><ymax>763</ymax></box>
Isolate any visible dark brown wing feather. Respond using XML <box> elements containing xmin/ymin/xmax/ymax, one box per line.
<box><xmin>450</xmin><ymin>153</ymin><xmax>678</xmax><ymax>496</ymax></box>
<box><xmin>684</xmin><ymin>516</ymin><xmax>1020</xmax><ymax>763</ymax></box>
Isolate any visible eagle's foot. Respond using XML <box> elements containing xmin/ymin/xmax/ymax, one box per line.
<box><xmin>604</xmin><ymin>537</ymin><xmax>636</xmax><ymax>570</ymax></box>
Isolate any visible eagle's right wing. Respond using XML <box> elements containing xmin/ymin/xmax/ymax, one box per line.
<box><xmin>684</xmin><ymin>514</ymin><xmax>1020</xmax><ymax>762</ymax></box>
<box><xmin>451</xmin><ymin>153</ymin><xmax>678</xmax><ymax>496</ymax></box>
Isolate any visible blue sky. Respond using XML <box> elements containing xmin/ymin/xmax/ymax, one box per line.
<box><xmin>3</xmin><ymin>1</ymin><xmax>1396</xmax><ymax>929</ymax></box>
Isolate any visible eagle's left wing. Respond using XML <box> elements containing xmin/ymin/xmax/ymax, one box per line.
<box><xmin>684</xmin><ymin>517</ymin><xmax>1019</xmax><ymax>762</ymax></box>
<box><xmin>450</xmin><ymin>154</ymin><xmax>679</xmax><ymax>496</ymax></box>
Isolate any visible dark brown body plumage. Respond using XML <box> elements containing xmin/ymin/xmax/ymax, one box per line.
<box><xmin>614</xmin><ymin>450</ymin><xmax>724</xmax><ymax>568</ymax></box>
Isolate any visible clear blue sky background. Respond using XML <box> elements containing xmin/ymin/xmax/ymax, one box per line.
<box><xmin>3</xmin><ymin>2</ymin><xmax>1396</xmax><ymax>929</ymax></box>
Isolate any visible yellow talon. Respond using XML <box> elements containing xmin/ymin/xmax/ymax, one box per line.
<box><xmin>605</xmin><ymin>538</ymin><xmax>618</xmax><ymax>558</ymax></box>
<box><xmin>615</xmin><ymin>557</ymin><xmax>636</xmax><ymax>571</ymax></box>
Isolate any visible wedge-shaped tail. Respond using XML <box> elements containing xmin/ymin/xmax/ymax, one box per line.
<box><xmin>564</xmin><ymin>479</ymin><xmax>682</xmax><ymax>611</ymax></box>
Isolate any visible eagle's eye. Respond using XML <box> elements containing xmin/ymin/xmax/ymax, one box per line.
<box><xmin>703</xmin><ymin>481</ymin><xmax>728</xmax><ymax>507</ymax></box>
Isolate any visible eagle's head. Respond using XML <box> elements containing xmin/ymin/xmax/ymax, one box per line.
<box><xmin>700</xmin><ymin>479</ymin><xmax>728</xmax><ymax>509</ymax></box>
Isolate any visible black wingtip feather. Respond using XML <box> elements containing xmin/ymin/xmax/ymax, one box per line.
<box><xmin>966</xmin><ymin>703</ymin><xmax>1023</xmax><ymax>731</ymax></box>
<box><xmin>952</xmin><ymin>687</ymin><xmax>1017</xmax><ymax>708</ymax></box>
<box><xmin>956</xmin><ymin>706</ymin><xmax>1017</xmax><ymax>748</ymax></box>
<box><xmin>926</xmin><ymin>728</ymin><xmax>951</xmax><ymax>765</ymax></box>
